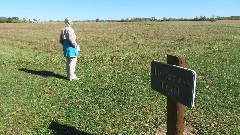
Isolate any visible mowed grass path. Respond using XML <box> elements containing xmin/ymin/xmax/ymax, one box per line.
<box><xmin>0</xmin><ymin>21</ymin><xmax>239</xmax><ymax>134</ymax></box>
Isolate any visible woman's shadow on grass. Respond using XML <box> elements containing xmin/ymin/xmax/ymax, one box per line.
<box><xmin>19</xmin><ymin>68</ymin><xmax>67</xmax><ymax>80</ymax></box>
<box><xmin>49</xmin><ymin>121</ymin><xmax>91</xmax><ymax>135</ymax></box>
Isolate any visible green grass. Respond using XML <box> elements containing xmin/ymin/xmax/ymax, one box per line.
<box><xmin>0</xmin><ymin>21</ymin><xmax>240</xmax><ymax>134</ymax></box>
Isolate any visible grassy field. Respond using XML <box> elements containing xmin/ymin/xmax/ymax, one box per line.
<box><xmin>0</xmin><ymin>21</ymin><xmax>239</xmax><ymax>134</ymax></box>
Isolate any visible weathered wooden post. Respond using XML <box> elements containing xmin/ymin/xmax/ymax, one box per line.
<box><xmin>151</xmin><ymin>55</ymin><xmax>196</xmax><ymax>135</ymax></box>
<box><xmin>167</xmin><ymin>55</ymin><xmax>186</xmax><ymax>135</ymax></box>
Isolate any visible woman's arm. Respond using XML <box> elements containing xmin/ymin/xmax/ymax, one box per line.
<box><xmin>59</xmin><ymin>32</ymin><xmax>63</xmax><ymax>45</ymax></box>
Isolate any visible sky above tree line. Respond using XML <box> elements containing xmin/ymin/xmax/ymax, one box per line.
<box><xmin>1</xmin><ymin>0</ymin><xmax>239</xmax><ymax>21</ymax></box>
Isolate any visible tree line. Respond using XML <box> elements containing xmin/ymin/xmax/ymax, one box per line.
<box><xmin>78</xmin><ymin>16</ymin><xmax>240</xmax><ymax>22</ymax></box>
<box><xmin>96</xmin><ymin>16</ymin><xmax>240</xmax><ymax>22</ymax></box>
<box><xmin>0</xmin><ymin>17</ymin><xmax>29</xmax><ymax>23</ymax></box>
<box><xmin>1</xmin><ymin>16</ymin><xmax>240</xmax><ymax>23</ymax></box>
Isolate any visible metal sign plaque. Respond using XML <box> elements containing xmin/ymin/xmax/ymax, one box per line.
<box><xmin>151</xmin><ymin>60</ymin><xmax>196</xmax><ymax>108</ymax></box>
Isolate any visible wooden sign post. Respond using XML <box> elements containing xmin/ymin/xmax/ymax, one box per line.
<box><xmin>167</xmin><ymin>55</ymin><xmax>186</xmax><ymax>135</ymax></box>
<box><xmin>151</xmin><ymin>55</ymin><xmax>196</xmax><ymax>135</ymax></box>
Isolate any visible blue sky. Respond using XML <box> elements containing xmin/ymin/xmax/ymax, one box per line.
<box><xmin>1</xmin><ymin>0</ymin><xmax>239</xmax><ymax>21</ymax></box>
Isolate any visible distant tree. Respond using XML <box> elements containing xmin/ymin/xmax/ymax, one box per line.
<box><xmin>96</xmin><ymin>18</ymin><xmax>100</xmax><ymax>22</ymax></box>
<box><xmin>22</xmin><ymin>18</ymin><xmax>28</xmax><ymax>23</ymax></box>
<box><xmin>12</xmin><ymin>17</ymin><xmax>19</xmax><ymax>20</ymax></box>
<box><xmin>162</xmin><ymin>17</ymin><xmax>167</xmax><ymax>21</ymax></box>
<box><xmin>194</xmin><ymin>16</ymin><xmax>199</xmax><ymax>21</ymax></box>
<box><xmin>216</xmin><ymin>16</ymin><xmax>221</xmax><ymax>20</ymax></box>
<box><xmin>120</xmin><ymin>18</ymin><xmax>125</xmax><ymax>22</ymax></box>
<box><xmin>6</xmin><ymin>17</ymin><xmax>21</xmax><ymax>23</ymax></box>
<box><xmin>151</xmin><ymin>17</ymin><xmax>156</xmax><ymax>21</ymax></box>
<box><xmin>200</xmin><ymin>16</ymin><xmax>207</xmax><ymax>21</ymax></box>
<box><xmin>0</xmin><ymin>17</ymin><xmax>8</xmax><ymax>23</ymax></box>
<box><xmin>209</xmin><ymin>15</ymin><xmax>217</xmax><ymax>22</ymax></box>
<box><xmin>7</xmin><ymin>17</ymin><xmax>13</xmax><ymax>23</ymax></box>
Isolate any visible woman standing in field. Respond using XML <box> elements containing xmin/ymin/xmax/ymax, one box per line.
<box><xmin>59</xmin><ymin>18</ymin><xmax>80</xmax><ymax>81</ymax></box>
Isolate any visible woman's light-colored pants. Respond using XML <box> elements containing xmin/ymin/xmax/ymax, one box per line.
<box><xmin>66</xmin><ymin>57</ymin><xmax>77</xmax><ymax>80</ymax></box>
